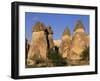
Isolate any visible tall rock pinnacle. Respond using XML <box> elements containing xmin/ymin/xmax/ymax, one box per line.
<box><xmin>62</xmin><ymin>27</ymin><xmax>71</xmax><ymax>36</ymax></box>
<box><xmin>68</xmin><ymin>20</ymin><xmax>89</xmax><ymax>62</ymax></box>
<box><xmin>74</xmin><ymin>20</ymin><xmax>85</xmax><ymax>32</ymax></box>
<box><xmin>32</xmin><ymin>21</ymin><xmax>46</xmax><ymax>32</ymax></box>
<box><xmin>27</xmin><ymin>21</ymin><xmax>48</xmax><ymax>66</ymax></box>
<box><xmin>59</xmin><ymin>27</ymin><xmax>71</xmax><ymax>59</ymax></box>
<box><xmin>46</xmin><ymin>25</ymin><xmax>54</xmax><ymax>49</ymax></box>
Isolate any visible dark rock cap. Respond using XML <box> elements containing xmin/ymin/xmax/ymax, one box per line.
<box><xmin>32</xmin><ymin>21</ymin><xmax>46</xmax><ymax>32</ymax></box>
<box><xmin>74</xmin><ymin>20</ymin><xmax>85</xmax><ymax>31</ymax></box>
<box><xmin>46</xmin><ymin>25</ymin><xmax>53</xmax><ymax>34</ymax></box>
<box><xmin>62</xmin><ymin>27</ymin><xmax>71</xmax><ymax>36</ymax></box>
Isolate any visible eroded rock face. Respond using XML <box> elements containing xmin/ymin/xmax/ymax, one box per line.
<box><xmin>46</xmin><ymin>26</ymin><xmax>54</xmax><ymax>49</ymax></box>
<box><xmin>67</xmin><ymin>20</ymin><xmax>89</xmax><ymax>65</ymax></box>
<box><xmin>59</xmin><ymin>20</ymin><xmax>89</xmax><ymax>66</ymax></box>
<box><xmin>59</xmin><ymin>28</ymin><xmax>71</xmax><ymax>59</ymax></box>
<box><xmin>68</xmin><ymin>32</ymin><xmax>88</xmax><ymax>60</ymax></box>
<box><xmin>27</xmin><ymin>22</ymin><xmax>48</xmax><ymax>66</ymax></box>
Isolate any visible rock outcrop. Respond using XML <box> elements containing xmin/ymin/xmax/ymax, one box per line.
<box><xmin>46</xmin><ymin>26</ymin><xmax>54</xmax><ymax>49</ymax></box>
<box><xmin>26</xmin><ymin>20</ymin><xmax>89</xmax><ymax>67</ymax></box>
<box><xmin>67</xmin><ymin>20</ymin><xmax>89</xmax><ymax>65</ymax></box>
<box><xmin>27</xmin><ymin>22</ymin><xmax>48</xmax><ymax>66</ymax></box>
<box><xmin>59</xmin><ymin>28</ymin><xmax>71</xmax><ymax>59</ymax></box>
<box><xmin>27</xmin><ymin>22</ymin><xmax>55</xmax><ymax>66</ymax></box>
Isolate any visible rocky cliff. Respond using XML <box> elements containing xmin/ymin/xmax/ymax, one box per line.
<box><xmin>67</xmin><ymin>20</ymin><xmax>89</xmax><ymax>65</ymax></box>
<box><xmin>46</xmin><ymin>26</ymin><xmax>54</xmax><ymax>49</ymax></box>
<box><xmin>59</xmin><ymin>27</ymin><xmax>71</xmax><ymax>60</ymax></box>
<box><xmin>27</xmin><ymin>22</ymin><xmax>48</xmax><ymax>66</ymax></box>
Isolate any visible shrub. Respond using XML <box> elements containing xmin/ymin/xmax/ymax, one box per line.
<box><xmin>48</xmin><ymin>47</ymin><xmax>67</xmax><ymax>66</ymax></box>
<box><xmin>80</xmin><ymin>47</ymin><xmax>89</xmax><ymax>61</ymax></box>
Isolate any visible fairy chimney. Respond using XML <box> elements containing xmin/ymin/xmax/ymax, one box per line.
<box><xmin>74</xmin><ymin>20</ymin><xmax>85</xmax><ymax>33</ymax></box>
<box><xmin>59</xmin><ymin>27</ymin><xmax>71</xmax><ymax>59</ymax></box>
<box><xmin>27</xmin><ymin>21</ymin><xmax>48</xmax><ymax>66</ymax></box>
<box><xmin>46</xmin><ymin>26</ymin><xmax>54</xmax><ymax>49</ymax></box>
<box><xmin>68</xmin><ymin>20</ymin><xmax>89</xmax><ymax>61</ymax></box>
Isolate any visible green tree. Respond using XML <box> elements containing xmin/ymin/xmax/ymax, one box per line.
<box><xmin>80</xmin><ymin>47</ymin><xmax>89</xmax><ymax>61</ymax></box>
<box><xmin>48</xmin><ymin>47</ymin><xmax>67</xmax><ymax>66</ymax></box>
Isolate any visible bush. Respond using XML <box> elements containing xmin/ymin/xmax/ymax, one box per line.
<box><xmin>80</xmin><ymin>47</ymin><xmax>89</xmax><ymax>61</ymax></box>
<box><xmin>48</xmin><ymin>47</ymin><xmax>67</xmax><ymax>66</ymax></box>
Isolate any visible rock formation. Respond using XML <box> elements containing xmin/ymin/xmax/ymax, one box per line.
<box><xmin>59</xmin><ymin>27</ymin><xmax>71</xmax><ymax>59</ymax></box>
<box><xmin>27</xmin><ymin>22</ymin><xmax>55</xmax><ymax>66</ymax></box>
<box><xmin>67</xmin><ymin>20</ymin><xmax>89</xmax><ymax>65</ymax></box>
<box><xmin>26</xmin><ymin>20</ymin><xmax>89</xmax><ymax>67</ymax></box>
<box><xmin>46</xmin><ymin>26</ymin><xmax>54</xmax><ymax>49</ymax></box>
<box><xmin>27</xmin><ymin>22</ymin><xmax>48</xmax><ymax>66</ymax></box>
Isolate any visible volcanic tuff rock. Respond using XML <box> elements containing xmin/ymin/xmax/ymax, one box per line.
<box><xmin>26</xmin><ymin>20</ymin><xmax>89</xmax><ymax>67</ymax></box>
<box><xmin>46</xmin><ymin>26</ymin><xmax>54</xmax><ymax>49</ymax></box>
<box><xmin>59</xmin><ymin>27</ymin><xmax>71</xmax><ymax>59</ymax></box>
<box><xmin>32</xmin><ymin>21</ymin><xmax>46</xmax><ymax>32</ymax></box>
<box><xmin>74</xmin><ymin>20</ymin><xmax>85</xmax><ymax>32</ymax></box>
<box><xmin>27</xmin><ymin>22</ymin><xmax>48</xmax><ymax>66</ymax></box>
<box><xmin>67</xmin><ymin>20</ymin><xmax>89</xmax><ymax>65</ymax></box>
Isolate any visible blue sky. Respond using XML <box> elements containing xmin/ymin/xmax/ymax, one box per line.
<box><xmin>25</xmin><ymin>12</ymin><xmax>89</xmax><ymax>41</ymax></box>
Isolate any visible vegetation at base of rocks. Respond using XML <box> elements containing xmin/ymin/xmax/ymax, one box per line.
<box><xmin>26</xmin><ymin>53</ymin><xmax>54</xmax><ymax>68</ymax></box>
<box><xmin>80</xmin><ymin>47</ymin><xmax>89</xmax><ymax>61</ymax></box>
<box><xmin>26</xmin><ymin>46</ymin><xmax>89</xmax><ymax>68</ymax></box>
<box><xmin>48</xmin><ymin>47</ymin><xmax>67</xmax><ymax>66</ymax></box>
<box><xmin>32</xmin><ymin>54</ymin><xmax>43</xmax><ymax>64</ymax></box>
